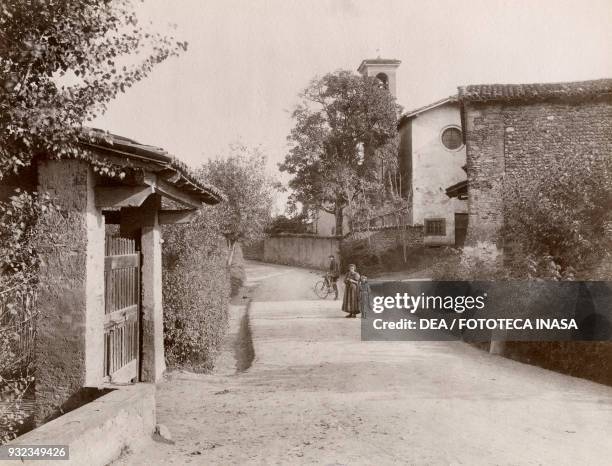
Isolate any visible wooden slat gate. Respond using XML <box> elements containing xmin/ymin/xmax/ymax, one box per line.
<box><xmin>104</xmin><ymin>235</ymin><xmax>140</xmax><ymax>383</ymax></box>
<box><xmin>454</xmin><ymin>213</ymin><xmax>468</xmax><ymax>247</ymax></box>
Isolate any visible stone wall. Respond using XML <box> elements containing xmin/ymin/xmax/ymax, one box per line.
<box><xmin>348</xmin><ymin>226</ymin><xmax>424</xmax><ymax>252</ymax></box>
<box><xmin>263</xmin><ymin>234</ymin><xmax>341</xmax><ymax>270</ymax></box>
<box><xmin>463</xmin><ymin>98</ymin><xmax>612</xmax><ymax>246</ymax></box>
<box><xmin>463</xmin><ymin>102</ymin><xmax>506</xmax><ymax>246</ymax></box>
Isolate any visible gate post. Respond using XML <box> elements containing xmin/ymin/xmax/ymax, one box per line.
<box><xmin>138</xmin><ymin>194</ymin><xmax>165</xmax><ymax>382</ymax></box>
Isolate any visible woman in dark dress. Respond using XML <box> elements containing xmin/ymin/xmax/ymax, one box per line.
<box><xmin>342</xmin><ymin>264</ymin><xmax>360</xmax><ymax>318</ymax></box>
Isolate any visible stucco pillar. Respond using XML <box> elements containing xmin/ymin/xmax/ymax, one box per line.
<box><xmin>35</xmin><ymin>159</ymin><xmax>105</xmax><ymax>423</ymax></box>
<box><xmin>137</xmin><ymin>194</ymin><xmax>165</xmax><ymax>382</ymax></box>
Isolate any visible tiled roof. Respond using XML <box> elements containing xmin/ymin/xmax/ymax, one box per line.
<box><xmin>458</xmin><ymin>79</ymin><xmax>612</xmax><ymax>103</ymax></box>
<box><xmin>81</xmin><ymin>128</ymin><xmax>225</xmax><ymax>205</ymax></box>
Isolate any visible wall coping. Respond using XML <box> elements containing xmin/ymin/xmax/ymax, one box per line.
<box><xmin>268</xmin><ymin>233</ymin><xmax>345</xmax><ymax>239</ymax></box>
<box><xmin>352</xmin><ymin>225</ymin><xmax>424</xmax><ymax>233</ymax></box>
<box><xmin>9</xmin><ymin>383</ymin><xmax>156</xmax><ymax>465</ymax></box>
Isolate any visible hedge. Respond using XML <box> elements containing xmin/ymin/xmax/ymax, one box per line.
<box><xmin>162</xmin><ymin>209</ymin><xmax>230</xmax><ymax>372</ymax></box>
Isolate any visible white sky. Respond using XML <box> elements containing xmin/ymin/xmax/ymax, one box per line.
<box><xmin>94</xmin><ymin>0</ymin><xmax>612</xmax><ymax>174</ymax></box>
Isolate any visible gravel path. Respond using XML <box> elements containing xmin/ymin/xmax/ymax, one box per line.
<box><xmin>115</xmin><ymin>261</ymin><xmax>612</xmax><ymax>465</ymax></box>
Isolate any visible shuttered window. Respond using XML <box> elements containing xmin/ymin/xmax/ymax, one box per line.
<box><xmin>425</xmin><ymin>219</ymin><xmax>446</xmax><ymax>236</ymax></box>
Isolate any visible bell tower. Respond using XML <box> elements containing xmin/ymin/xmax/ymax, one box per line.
<box><xmin>357</xmin><ymin>56</ymin><xmax>401</xmax><ymax>98</ymax></box>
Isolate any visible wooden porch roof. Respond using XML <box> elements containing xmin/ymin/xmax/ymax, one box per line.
<box><xmin>81</xmin><ymin>128</ymin><xmax>225</xmax><ymax>206</ymax></box>
<box><xmin>446</xmin><ymin>179</ymin><xmax>468</xmax><ymax>200</ymax></box>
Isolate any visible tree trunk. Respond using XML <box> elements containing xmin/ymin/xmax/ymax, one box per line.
<box><xmin>335</xmin><ymin>203</ymin><xmax>343</xmax><ymax>236</ymax></box>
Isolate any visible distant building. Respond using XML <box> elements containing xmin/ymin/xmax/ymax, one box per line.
<box><xmin>457</xmin><ymin>78</ymin><xmax>612</xmax><ymax>247</ymax></box>
<box><xmin>397</xmin><ymin>97</ymin><xmax>468</xmax><ymax>246</ymax></box>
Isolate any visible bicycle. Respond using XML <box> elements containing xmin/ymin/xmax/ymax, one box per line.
<box><xmin>314</xmin><ymin>273</ymin><xmax>336</xmax><ymax>299</ymax></box>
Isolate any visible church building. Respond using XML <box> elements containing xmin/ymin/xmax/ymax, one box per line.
<box><xmin>397</xmin><ymin>96</ymin><xmax>468</xmax><ymax>246</ymax></box>
<box><xmin>314</xmin><ymin>57</ymin><xmax>468</xmax><ymax>247</ymax></box>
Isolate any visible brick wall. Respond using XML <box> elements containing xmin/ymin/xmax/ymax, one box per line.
<box><xmin>464</xmin><ymin>98</ymin><xmax>612</xmax><ymax>246</ymax></box>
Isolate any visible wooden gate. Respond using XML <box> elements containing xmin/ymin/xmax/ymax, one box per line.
<box><xmin>104</xmin><ymin>235</ymin><xmax>140</xmax><ymax>383</ymax></box>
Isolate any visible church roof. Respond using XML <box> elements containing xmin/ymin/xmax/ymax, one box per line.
<box><xmin>357</xmin><ymin>58</ymin><xmax>401</xmax><ymax>74</ymax></box>
<box><xmin>458</xmin><ymin>78</ymin><xmax>612</xmax><ymax>103</ymax></box>
<box><xmin>398</xmin><ymin>95</ymin><xmax>458</xmax><ymax>128</ymax></box>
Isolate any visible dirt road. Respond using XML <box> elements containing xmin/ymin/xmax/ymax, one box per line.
<box><xmin>117</xmin><ymin>261</ymin><xmax>612</xmax><ymax>465</ymax></box>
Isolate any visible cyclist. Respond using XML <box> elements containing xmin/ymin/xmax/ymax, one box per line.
<box><xmin>328</xmin><ymin>255</ymin><xmax>340</xmax><ymax>300</ymax></box>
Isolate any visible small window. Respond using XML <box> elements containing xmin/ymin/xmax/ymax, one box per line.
<box><xmin>441</xmin><ymin>126</ymin><xmax>463</xmax><ymax>151</ymax></box>
<box><xmin>425</xmin><ymin>219</ymin><xmax>446</xmax><ymax>236</ymax></box>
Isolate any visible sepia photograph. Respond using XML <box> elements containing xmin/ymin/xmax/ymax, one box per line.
<box><xmin>1</xmin><ymin>0</ymin><xmax>611</xmax><ymax>464</ymax></box>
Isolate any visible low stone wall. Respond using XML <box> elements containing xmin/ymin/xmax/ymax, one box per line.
<box><xmin>9</xmin><ymin>384</ymin><xmax>155</xmax><ymax>466</ymax></box>
<box><xmin>264</xmin><ymin>234</ymin><xmax>341</xmax><ymax>270</ymax></box>
<box><xmin>349</xmin><ymin>226</ymin><xmax>424</xmax><ymax>252</ymax></box>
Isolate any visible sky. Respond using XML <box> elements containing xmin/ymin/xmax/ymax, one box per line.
<box><xmin>94</xmin><ymin>0</ymin><xmax>612</xmax><ymax>177</ymax></box>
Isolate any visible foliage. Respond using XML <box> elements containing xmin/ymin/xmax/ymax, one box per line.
<box><xmin>280</xmin><ymin>70</ymin><xmax>401</xmax><ymax>235</ymax></box>
<box><xmin>0</xmin><ymin>190</ymin><xmax>50</xmax><ymax>278</ymax></box>
<box><xmin>162</xmin><ymin>210</ymin><xmax>230</xmax><ymax>371</ymax></box>
<box><xmin>431</xmin><ymin>242</ymin><xmax>510</xmax><ymax>281</ymax></box>
<box><xmin>198</xmin><ymin>144</ymin><xmax>278</xmax><ymax>265</ymax></box>
<box><xmin>0</xmin><ymin>190</ymin><xmax>54</xmax><ymax>443</ymax></box>
<box><xmin>0</xmin><ymin>292</ymin><xmax>35</xmax><ymax>444</ymax></box>
<box><xmin>0</xmin><ymin>0</ymin><xmax>186</xmax><ymax>178</ymax></box>
<box><xmin>504</xmin><ymin>153</ymin><xmax>612</xmax><ymax>278</ymax></box>
<box><xmin>265</xmin><ymin>214</ymin><xmax>310</xmax><ymax>235</ymax></box>
<box><xmin>340</xmin><ymin>234</ymin><xmax>456</xmax><ymax>277</ymax></box>
<box><xmin>339</xmin><ymin>237</ymin><xmax>383</xmax><ymax>275</ymax></box>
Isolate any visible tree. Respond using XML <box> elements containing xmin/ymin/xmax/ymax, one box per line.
<box><xmin>265</xmin><ymin>213</ymin><xmax>310</xmax><ymax>235</ymax></box>
<box><xmin>198</xmin><ymin>144</ymin><xmax>278</xmax><ymax>266</ymax></box>
<box><xmin>0</xmin><ymin>0</ymin><xmax>187</xmax><ymax>178</ymax></box>
<box><xmin>280</xmin><ymin>70</ymin><xmax>401</xmax><ymax>235</ymax></box>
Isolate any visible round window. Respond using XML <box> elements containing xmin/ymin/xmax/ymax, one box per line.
<box><xmin>441</xmin><ymin>127</ymin><xmax>463</xmax><ymax>150</ymax></box>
